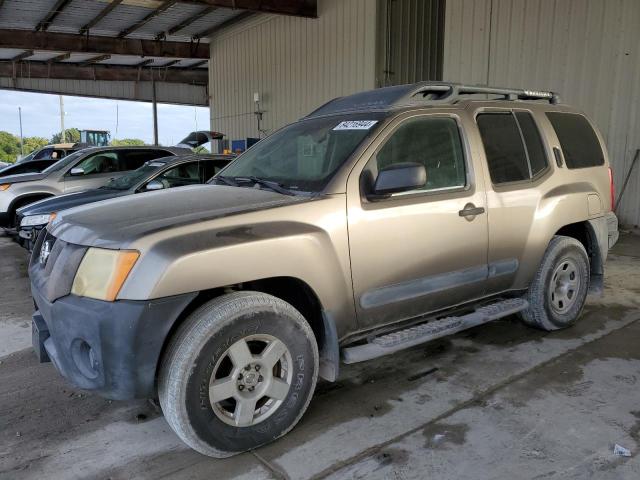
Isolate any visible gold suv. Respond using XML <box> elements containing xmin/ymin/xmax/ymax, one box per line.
<box><xmin>29</xmin><ymin>83</ymin><xmax>619</xmax><ymax>457</ymax></box>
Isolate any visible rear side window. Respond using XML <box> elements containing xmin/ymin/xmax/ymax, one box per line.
<box><xmin>546</xmin><ymin>112</ymin><xmax>604</xmax><ymax>169</ymax></box>
<box><xmin>515</xmin><ymin>112</ymin><xmax>548</xmax><ymax>176</ymax></box>
<box><xmin>120</xmin><ymin>150</ymin><xmax>173</xmax><ymax>171</ymax></box>
<box><xmin>477</xmin><ymin>112</ymin><xmax>549</xmax><ymax>184</ymax></box>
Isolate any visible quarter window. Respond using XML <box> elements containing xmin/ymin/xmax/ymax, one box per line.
<box><xmin>371</xmin><ymin>117</ymin><xmax>466</xmax><ymax>193</ymax></box>
<box><xmin>477</xmin><ymin>112</ymin><xmax>549</xmax><ymax>184</ymax></box>
<box><xmin>546</xmin><ymin>112</ymin><xmax>604</xmax><ymax>169</ymax></box>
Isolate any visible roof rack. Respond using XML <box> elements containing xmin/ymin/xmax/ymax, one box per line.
<box><xmin>306</xmin><ymin>82</ymin><xmax>561</xmax><ymax>118</ymax></box>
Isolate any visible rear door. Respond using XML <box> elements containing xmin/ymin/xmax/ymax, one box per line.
<box><xmin>475</xmin><ymin>109</ymin><xmax>552</xmax><ymax>295</ymax></box>
<box><xmin>201</xmin><ymin>159</ymin><xmax>230</xmax><ymax>182</ymax></box>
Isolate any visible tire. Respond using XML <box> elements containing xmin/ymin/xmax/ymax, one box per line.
<box><xmin>158</xmin><ymin>291</ymin><xmax>319</xmax><ymax>458</ymax></box>
<box><xmin>520</xmin><ymin>235</ymin><xmax>590</xmax><ymax>331</ymax></box>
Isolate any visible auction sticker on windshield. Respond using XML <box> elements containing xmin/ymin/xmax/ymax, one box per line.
<box><xmin>333</xmin><ymin>120</ymin><xmax>378</xmax><ymax>130</ymax></box>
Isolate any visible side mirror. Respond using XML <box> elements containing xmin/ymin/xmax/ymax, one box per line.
<box><xmin>372</xmin><ymin>162</ymin><xmax>426</xmax><ymax>197</ymax></box>
<box><xmin>69</xmin><ymin>167</ymin><xmax>84</xmax><ymax>176</ymax></box>
<box><xmin>145</xmin><ymin>180</ymin><xmax>164</xmax><ymax>191</ymax></box>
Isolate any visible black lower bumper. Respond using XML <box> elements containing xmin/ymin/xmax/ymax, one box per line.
<box><xmin>31</xmin><ymin>286</ymin><xmax>197</xmax><ymax>400</ymax></box>
<box><xmin>0</xmin><ymin>211</ymin><xmax>10</xmax><ymax>227</ymax></box>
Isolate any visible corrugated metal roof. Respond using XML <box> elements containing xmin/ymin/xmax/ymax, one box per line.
<box><xmin>0</xmin><ymin>0</ymin><xmax>245</xmax><ymax>47</ymax></box>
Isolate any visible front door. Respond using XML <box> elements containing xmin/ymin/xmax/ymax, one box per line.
<box><xmin>347</xmin><ymin>112</ymin><xmax>489</xmax><ymax>329</ymax></box>
<box><xmin>63</xmin><ymin>151</ymin><xmax>123</xmax><ymax>193</ymax></box>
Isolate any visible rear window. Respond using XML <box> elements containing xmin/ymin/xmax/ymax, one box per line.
<box><xmin>120</xmin><ymin>150</ymin><xmax>173</xmax><ymax>171</ymax></box>
<box><xmin>546</xmin><ymin>112</ymin><xmax>604</xmax><ymax>169</ymax></box>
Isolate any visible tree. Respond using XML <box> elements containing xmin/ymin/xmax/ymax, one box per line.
<box><xmin>0</xmin><ymin>131</ymin><xmax>20</xmax><ymax>162</ymax></box>
<box><xmin>23</xmin><ymin>137</ymin><xmax>49</xmax><ymax>155</ymax></box>
<box><xmin>111</xmin><ymin>138</ymin><xmax>146</xmax><ymax>146</ymax></box>
<box><xmin>193</xmin><ymin>146</ymin><xmax>210</xmax><ymax>154</ymax></box>
<box><xmin>51</xmin><ymin>128</ymin><xmax>80</xmax><ymax>144</ymax></box>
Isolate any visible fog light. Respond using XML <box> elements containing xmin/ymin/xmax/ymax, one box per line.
<box><xmin>71</xmin><ymin>339</ymin><xmax>100</xmax><ymax>380</ymax></box>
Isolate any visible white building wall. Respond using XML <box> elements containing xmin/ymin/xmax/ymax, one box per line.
<box><xmin>209</xmin><ymin>0</ymin><xmax>378</xmax><ymax>141</ymax></box>
<box><xmin>443</xmin><ymin>0</ymin><xmax>640</xmax><ymax>227</ymax></box>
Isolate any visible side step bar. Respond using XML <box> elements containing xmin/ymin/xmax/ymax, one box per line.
<box><xmin>341</xmin><ymin>298</ymin><xmax>528</xmax><ymax>364</ymax></box>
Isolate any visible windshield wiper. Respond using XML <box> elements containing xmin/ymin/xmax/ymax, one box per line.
<box><xmin>213</xmin><ymin>175</ymin><xmax>239</xmax><ymax>187</ymax></box>
<box><xmin>232</xmin><ymin>176</ymin><xmax>296</xmax><ymax>196</ymax></box>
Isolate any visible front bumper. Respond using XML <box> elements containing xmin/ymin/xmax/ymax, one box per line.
<box><xmin>31</xmin><ymin>286</ymin><xmax>197</xmax><ymax>400</ymax></box>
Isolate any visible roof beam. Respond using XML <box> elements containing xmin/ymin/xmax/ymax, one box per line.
<box><xmin>35</xmin><ymin>0</ymin><xmax>73</xmax><ymax>32</ymax></box>
<box><xmin>193</xmin><ymin>11</ymin><xmax>253</xmax><ymax>39</ymax></box>
<box><xmin>0</xmin><ymin>29</ymin><xmax>209</xmax><ymax>59</ymax></box>
<box><xmin>79</xmin><ymin>54</ymin><xmax>111</xmax><ymax>66</ymax></box>
<box><xmin>183</xmin><ymin>0</ymin><xmax>317</xmax><ymax>18</ymax></box>
<box><xmin>159</xmin><ymin>59</ymin><xmax>180</xmax><ymax>67</ymax></box>
<box><xmin>11</xmin><ymin>50</ymin><xmax>34</xmax><ymax>62</ymax></box>
<box><xmin>80</xmin><ymin>0</ymin><xmax>124</xmax><ymax>35</ymax></box>
<box><xmin>188</xmin><ymin>60</ymin><xmax>208</xmax><ymax>69</ymax></box>
<box><xmin>0</xmin><ymin>61</ymin><xmax>208</xmax><ymax>84</ymax></box>
<box><xmin>156</xmin><ymin>6</ymin><xmax>217</xmax><ymax>40</ymax></box>
<box><xmin>118</xmin><ymin>0</ymin><xmax>178</xmax><ymax>38</ymax></box>
<box><xmin>48</xmin><ymin>52</ymin><xmax>71</xmax><ymax>63</ymax></box>
<box><xmin>136</xmin><ymin>59</ymin><xmax>155</xmax><ymax>67</ymax></box>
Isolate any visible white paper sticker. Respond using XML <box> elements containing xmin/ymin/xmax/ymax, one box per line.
<box><xmin>333</xmin><ymin>120</ymin><xmax>378</xmax><ymax>131</ymax></box>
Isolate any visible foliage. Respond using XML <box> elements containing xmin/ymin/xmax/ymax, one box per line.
<box><xmin>193</xmin><ymin>146</ymin><xmax>210</xmax><ymax>154</ymax></box>
<box><xmin>0</xmin><ymin>131</ymin><xmax>51</xmax><ymax>163</ymax></box>
<box><xmin>111</xmin><ymin>138</ymin><xmax>146</xmax><ymax>146</ymax></box>
<box><xmin>51</xmin><ymin>128</ymin><xmax>81</xmax><ymax>144</ymax></box>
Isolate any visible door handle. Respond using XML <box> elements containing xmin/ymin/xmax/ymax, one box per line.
<box><xmin>459</xmin><ymin>204</ymin><xmax>485</xmax><ymax>217</ymax></box>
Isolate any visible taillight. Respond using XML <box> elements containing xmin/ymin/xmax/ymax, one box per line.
<box><xmin>608</xmin><ymin>167</ymin><xmax>615</xmax><ymax>211</ymax></box>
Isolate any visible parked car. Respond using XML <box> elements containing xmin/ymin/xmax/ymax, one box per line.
<box><xmin>29</xmin><ymin>82</ymin><xmax>618</xmax><ymax>457</ymax></box>
<box><xmin>0</xmin><ymin>132</ymin><xmax>218</xmax><ymax>227</ymax></box>
<box><xmin>16</xmin><ymin>143</ymin><xmax>83</xmax><ymax>164</ymax></box>
<box><xmin>0</xmin><ymin>158</ymin><xmax>71</xmax><ymax>178</ymax></box>
<box><xmin>17</xmin><ymin>154</ymin><xmax>235</xmax><ymax>249</ymax></box>
<box><xmin>0</xmin><ymin>146</ymin><xmax>187</xmax><ymax>227</ymax></box>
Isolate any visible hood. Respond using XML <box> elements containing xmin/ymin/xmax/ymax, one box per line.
<box><xmin>17</xmin><ymin>188</ymin><xmax>126</xmax><ymax>217</ymax></box>
<box><xmin>175</xmin><ymin>131</ymin><xmax>224</xmax><ymax>149</ymax></box>
<box><xmin>0</xmin><ymin>171</ymin><xmax>48</xmax><ymax>184</ymax></box>
<box><xmin>51</xmin><ymin>185</ymin><xmax>304</xmax><ymax>248</ymax></box>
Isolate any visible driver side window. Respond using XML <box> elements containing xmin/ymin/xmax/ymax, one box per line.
<box><xmin>72</xmin><ymin>152</ymin><xmax>119</xmax><ymax>175</ymax></box>
<box><xmin>370</xmin><ymin>116</ymin><xmax>466</xmax><ymax>194</ymax></box>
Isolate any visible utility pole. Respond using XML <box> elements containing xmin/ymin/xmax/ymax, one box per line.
<box><xmin>59</xmin><ymin>95</ymin><xmax>66</xmax><ymax>143</ymax></box>
<box><xmin>152</xmin><ymin>76</ymin><xmax>159</xmax><ymax>146</ymax></box>
<box><xmin>18</xmin><ymin>107</ymin><xmax>24</xmax><ymax>157</ymax></box>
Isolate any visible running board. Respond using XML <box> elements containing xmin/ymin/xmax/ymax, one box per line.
<box><xmin>341</xmin><ymin>298</ymin><xmax>528</xmax><ymax>364</ymax></box>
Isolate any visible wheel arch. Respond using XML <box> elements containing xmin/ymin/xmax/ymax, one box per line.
<box><xmin>555</xmin><ymin>219</ymin><xmax>607</xmax><ymax>293</ymax></box>
<box><xmin>155</xmin><ymin>276</ymin><xmax>340</xmax><ymax>389</ymax></box>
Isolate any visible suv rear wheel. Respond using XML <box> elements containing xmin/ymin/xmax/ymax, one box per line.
<box><xmin>158</xmin><ymin>291</ymin><xmax>319</xmax><ymax>457</ymax></box>
<box><xmin>520</xmin><ymin>235</ymin><xmax>590</xmax><ymax>331</ymax></box>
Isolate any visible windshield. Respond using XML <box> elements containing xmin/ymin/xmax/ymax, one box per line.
<box><xmin>218</xmin><ymin>114</ymin><xmax>387</xmax><ymax>192</ymax></box>
<box><xmin>103</xmin><ymin>161</ymin><xmax>167</xmax><ymax>190</ymax></box>
<box><xmin>42</xmin><ymin>150</ymin><xmax>89</xmax><ymax>174</ymax></box>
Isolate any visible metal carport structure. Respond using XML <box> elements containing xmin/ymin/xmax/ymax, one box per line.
<box><xmin>0</xmin><ymin>0</ymin><xmax>316</xmax><ymax>141</ymax></box>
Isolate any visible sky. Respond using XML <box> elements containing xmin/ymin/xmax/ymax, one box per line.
<box><xmin>0</xmin><ymin>90</ymin><xmax>211</xmax><ymax>147</ymax></box>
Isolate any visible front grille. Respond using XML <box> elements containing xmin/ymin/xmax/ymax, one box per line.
<box><xmin>29</xmin><ymin>229</ymin><xmax>88</xmax><ymax>302</ymax></box>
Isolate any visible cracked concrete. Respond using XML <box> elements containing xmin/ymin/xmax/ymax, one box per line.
<box><xmin>0</xmin><ymin>230</ymin><xmax>638</xmax><ymax>479</ymax></box>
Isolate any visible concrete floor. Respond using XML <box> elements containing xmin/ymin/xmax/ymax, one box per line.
<box><xmin>0</xmin><ymin>230</ymin><xmax>639</xmax><ymax>480</ymax></box>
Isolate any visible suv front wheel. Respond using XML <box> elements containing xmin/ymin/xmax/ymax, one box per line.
<box><xmin>158</xmin><ymin>291</ymin><xmax>319</xmax><ymax>457</ymax></box>
<box><xmin>521</xmin><ymin>235</ymin><xmax>590</xmax><ymax>331</ymax></box>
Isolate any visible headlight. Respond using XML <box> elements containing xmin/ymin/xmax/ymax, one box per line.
<box><xmin>72</xmin><ymin>248</ymin><xmax>140</xmax><ymax>301</ymax></box>
<box><xmin>0</xmin><ymin>184</ymin><xmax>10</xmax><ymax>191</ymax></box>
<box><xmin>21</xmin><ymin>214</ymin><xmax>53</xmax><ymax>227</ymax></box>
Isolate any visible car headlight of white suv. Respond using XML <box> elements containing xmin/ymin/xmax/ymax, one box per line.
<box><xmin>21</xmin><ymin>214</ymin><xmax>54</xmax><ymax>227</ymax></box>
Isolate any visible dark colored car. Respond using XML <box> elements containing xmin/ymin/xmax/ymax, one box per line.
<box><xmin>0</xmin><ymin>158</ymin><xmax>68</xmax><ymax>178</ymax></box>
<box><xmin>17</xmin><ymin>153</ymin><xmax>234</xmax><ymax>249</ymax></box>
